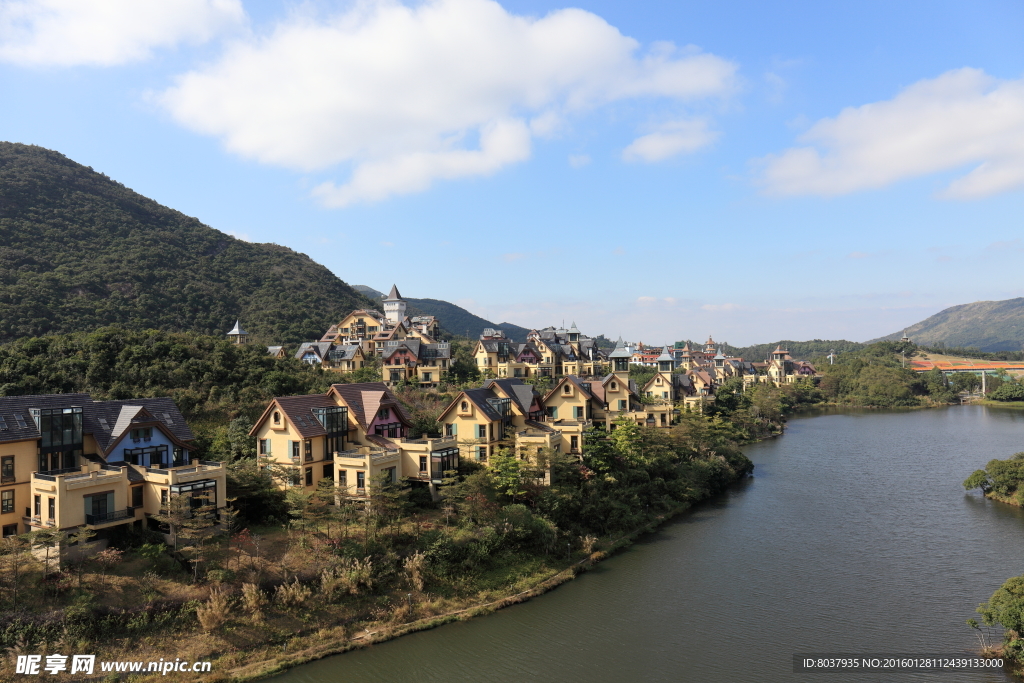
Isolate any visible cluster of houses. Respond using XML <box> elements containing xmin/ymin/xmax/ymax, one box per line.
<box><xmin>0</xmin><ymin>288</ymin><xmax>816</xmax><ymax>558</ymax></box>
<box><xmin>242</xmin><ymin>285</ymin><xmax>816</xmax><ymax>394</ymax></box>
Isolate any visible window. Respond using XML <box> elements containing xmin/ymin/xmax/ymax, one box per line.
<box><xmin>291</xmin><ymin>441</ymin><xmax>300</xmax><ymax>460</ymax></box>
<box><xmin>84</xmin><ymin>492</ymin><xmax>114</xmax><ymax>522</ymax></box>
<box><xmin>445</xmin><ymin>423</ymin><xmax>456</xmax><ymax>437</ymax></box>
<box><xmin>0</xmin><ymin>489</ymin><xmax>13</xmax><ymax>514</ymax></box>
<box><xmin>160</xmin><ymin>489</ymin><xmax>168</xmax><ymax>507</ymax></box>
<box><xmin>574</xmin><ymin>406</ymin><xmax>584</xmax><ymax>420</ymax></box>
<box><xmin>610</xmin><ymin>382</ymin><xmax>617</xmax><ymax>390</ymax></box>
<box><xmin>323</xmin><ymin>464</ymin><xmax>334</xmax><ymax>480</ymax></box>
<box><xmin>131</xmin><ymin>486</ymin><xmax>143</xmax><ymax>508</ymax></box>
<box><xmin>123</xmin><ymin>445</ymin><xmax>168</xmax><ymax>467</ymax></box>
<box><xmin>422</xmin><ymin>372</ymin><xmax>431</xmax><ymax>382</ymax></box>
<box><xmin>618</xmin><ymin>400</ymin><xmax>627</xmax><ymax>411</ymax></box>
<box><xmin>477</xmin><ymin>424</ymin><xmax>487</xmax><ymax>439</ymax></box>
<box><xmin>0</xmin><ymin>456</ymin><xmax>12</xmax><ymax>483</ymax></box>
<box><xmin>339</xmin><ymin>470</ymin><xmax>348</xmax><ymax>487</ymax></box>
<box><xmin>36</xmin><ymin>407</ymin><xmax>83</xmax><ymax>473</ymax></box>
<box><xmin>563</xmin><ymin>384</ymin><xmax>571</xmax><ymax>394</ymax></box>
<box><xmin>356</xmin><ymin>471</ymin><xmax>365</xmax><ymax>491</ymax></box>
<box><xmin>305</xmin><ymin>467</ymin><xmax>313</xmax><ymax>486</ymax></box>
<box><xmin>378</xmin><ymin>408</ymin><xmax>390</xmax><ymax>420</ymax></box>
<box><xmin>419</xmin><ymin>456</ymin><xmax>427</xmax><ymax>473</ymax></box>
<box><xmin>460</xmin><ymin>401</ymin><xmax>468</xmax><ymax>412</ymax></box>
<box><xmin>570</xmin><ymin>435</ymin><xmax>579</xmax><ymax>451</ymax></box>
<box><xmin>273</xmin><ymin>411</ymin><xmax>280</xmax><ymax>425</ymax></box>
<box><xmin>259</xmin><ymin>439</ymin><xmax>271</xmax><ymax>455</ymax></box>
<box><xmin>34</xmin><ymin>494</ymin><xmax>40</xmax><ymax>517</ymax></box>
<box><xmin>546</xmin><ymin>407</ymin><xmax>558</xmax><ymax>419</ymax></box>
<box><xmin>2</xmin><ymin>524</ymin><xmax>16</xmax><ymax>538</ymax></box>
<box><xmin>305</xmin><ymin>439</ymin><xmax>313</xmax><ymax>462</ymax></box>
<box><xmin>47</xmin><ymin>497</ymin><xmax>55</xmax><ymax>519</ymax></box>
<box><xmin>390</xmin><ymin>370</ymin><xmax>401</xmax><ymax>382</ymax></box>
<box><xmin>477</xmin><ymin>446</ymin><xmax>488</xmax><ymax>462</ymax></box>
<box><xmin>130</xmin><ymin>427</ymin><xmax>152</xmax><ymax>441</ymax></box>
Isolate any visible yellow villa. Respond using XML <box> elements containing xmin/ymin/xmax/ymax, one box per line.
<box><xmin>0</xmin><ymin>394</ymin><xmax>225</xmax><ymax>557</ymax></box>
<box><xmin>250</xmin><ymin>382</ymin><xmax>459</xmax><ymax>499</ymax></box>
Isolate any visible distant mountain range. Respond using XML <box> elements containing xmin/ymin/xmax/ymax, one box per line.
<box><xmin>872</xmin><ymin>298</ymin><xmax>1024</xmax><ymax>352</ymax></box>
<box><xmin>0</xmin><ymin>142</ymin><xmax>379</xmax><ymax>344</ymax></box>
<box><xmin>353</xmin><ymin>285</ymin><xmax>531</xmax><ymax>341</ymax></box>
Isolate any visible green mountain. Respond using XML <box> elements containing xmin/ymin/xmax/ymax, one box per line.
<box><xmin>724</xmin><ymin>339</ymin><xmax>865</xmax><ymax>362</ymax></box>
<box><xmin>0</xmin><ymin>142</ymin><xmax>379</xmax><ymax>344</ymax></box>
<box><xmin>872</xmin><ymin>298</ymin><xmax>1024</xmax><ymax>352</ymax></box>
<box><xmin>353</xmin><ymin>285</ymin><xmax>531</xmax><ymax>341</ymax></box>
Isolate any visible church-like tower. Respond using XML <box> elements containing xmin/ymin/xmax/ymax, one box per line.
<box><xmin>383</xmin><ymin>284</ymin><xmax>406</xmax><ymax>326</ymax></box>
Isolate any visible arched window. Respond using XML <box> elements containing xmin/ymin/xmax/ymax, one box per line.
<box><xmin>273</xmin><ymin>411</ymin><xmax>280</xmax><ymax>424</ymax></box>
<box><xmin>611</xmin><ymin>382</ymin><xmax>617</xmax><ymax>390</ymax></box>
<box><xmin>461</xmin><ymin>401</ymin><xmax>468</xmax><ymax>411</ymax></box>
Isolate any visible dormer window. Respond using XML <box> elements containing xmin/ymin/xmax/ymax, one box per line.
<box><xmin>130</xmin><ymin>427</ymin><xmax>152</xmax><ymax>441</ymax></box>
<box><xmin>273</xmin><ymin>411</ymin><xmax>280</xmax><ymax>425</ymax></box>
<box><xmin>378</xmin><ymin>408</ymin><xmax>390</xmax><ymax>420</ymax></box>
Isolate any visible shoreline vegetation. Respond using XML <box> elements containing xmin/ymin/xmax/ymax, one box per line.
<box><xmin>964</xmin><ymin>453</ymin><xmax>1024</xmax><ymax>674</ymax></box>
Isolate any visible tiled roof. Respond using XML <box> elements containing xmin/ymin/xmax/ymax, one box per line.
<box><xmin>330</xmin><ymin>383</ymin><xmax>411</xmax><ymax>429</ymax></box>
<box><xmin>484</xmin><ymin>379</ymin><xmax>537</xmax><ymax>415</ymax></box>
<box><xmin>272</xmin><ymin>394</ymin><xmax>337</xmax><ymax>438</ymax></box>
<box><xmin>0</xmin><ymin>394</ymin><xmax>193</xmax><ymax>451</ymax></box>
<box><xmin>0</xmin><ymin>393</ymin><xmax>91</xmax><ymax>445</ymax></box>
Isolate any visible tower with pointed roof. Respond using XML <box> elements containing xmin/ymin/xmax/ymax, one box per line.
<box><xmin>678</xmin><ymin>342</ymin><xmax>694</xmax><ymax>371</ymax></box>
<box><xmin>383</xmin><ymin>284</ymin><xmax>407</xmax><ymax>326</ymax></box>
<box><xmin>226</xmin><ymin>320</ymin><xmax>248</xmax><ymax>345</ymax></box>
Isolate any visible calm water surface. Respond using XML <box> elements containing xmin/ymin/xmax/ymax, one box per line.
<box><xmin>273</xmin><ymin>406</ymin><xmax>1024</xmax><ymax>682</ymax></box>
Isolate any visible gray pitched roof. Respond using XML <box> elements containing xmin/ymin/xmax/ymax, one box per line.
<box><xmin>0</xmin><ymin>394</ymin><xmax>194</xmax><ymax>451</ymax></box>
<box><xmin>295</xmin><ymin>341</ymin><xmax>333</xmax><ymax>360</ymax></box>
<box><xmin>483</xmin><ymin>379</ymin><xmax>538</xmax><ymax>415</ymax></box>
<box><xmin>227</xmin><ymin>320</ymin><xmax>247</xmax><ymax>336</ymax></box>
<box><xmin>385</xmin><ymin>284</ymin><xmax>402</xmax><ymax>301</ymax></box>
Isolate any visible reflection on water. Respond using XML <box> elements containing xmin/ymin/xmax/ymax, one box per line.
<box><xmin>273</xmin><ymin>406</ymin><xmax>1024</xmax><ymax>683</ymax></box>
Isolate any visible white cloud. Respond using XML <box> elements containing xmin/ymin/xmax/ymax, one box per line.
<box><xmin>755</xmin><ymin>68</ymin><xmax>1024</xmax><ymax>199</ymax></box>
<box><xmin>157</xmin><ymin>0</ymin><xmax>736</xmax><ymax>206</ymax></box>
<box><xmin>568</xmin><ymin>153</ymin><xmax>591</xmax><ymax>168</ymax></box>
<box><xmin>622</xmin><ymin>118</ymin><xmax>718</xmax><ymax>162</ymax></box>
<box><xmin>0</xmin><ymin>0</ymin><xmax>244</xmax><ymax>66</ymax></box>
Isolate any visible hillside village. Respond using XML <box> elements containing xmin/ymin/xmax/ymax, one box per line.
<box><xmin>0</xmin><ymin>283</ymin><xmax>815</xmax><ymax>559</ymax></box>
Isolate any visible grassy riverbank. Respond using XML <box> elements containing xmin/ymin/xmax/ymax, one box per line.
<box><xmin>0</xmin><ymin>416</ymin><xmax>752</xmax><ymax>682</ymax></box>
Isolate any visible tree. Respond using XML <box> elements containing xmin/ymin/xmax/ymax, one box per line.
<box><xmin>68</xmin><ymin>527</ymin><xmax>97</xmax><ymax>589</ymax></box>
<box><xmin>977</xmin><ymin>574</ymin><xmax>1024</xmax><ymax>662</ymax></box>
<box><xmin>490</xmin><ymin>448</ymin><xmax>527</xmax><ymax>502</ymax></box>
<box><xmin>0</xmin><ymin>534</ymin><xmax>30</xmax><ymax>608</ymax></box>
<box><xmin>963</xmin><ymin>469</ymin><xmax>991</xmax><ymax>493</ymax></box>
<box><xmin>951</xmin><ymin>373</ymin><xmax>981</xmax><ymax>394</ymax></box>
<box><xmin>609</xmin><ymin>416</ymin><xmax>644</xmax><ymax>465</ymax></box>
<box><xmin>92</xmin><ymin>547</ymin><xmax>123</xmax><ymax>590</ymax></box>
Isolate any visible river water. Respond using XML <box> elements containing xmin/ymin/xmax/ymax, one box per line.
<box><xmin>273</xmin><ymin>406</ymin><xmax>1024</xmax><ymax>682</ymax></box>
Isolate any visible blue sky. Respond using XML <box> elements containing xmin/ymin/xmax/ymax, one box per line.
<box><xmin>2</xmin><ymin>0</ymin><xmax>1023</xmax><ymax>346</ymax></box>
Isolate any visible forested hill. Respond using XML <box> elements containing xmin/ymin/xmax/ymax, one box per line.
<box><xmin>0</xmin><ymin>142</ymin><xmax>379</xmax><ymax>344</ymax></box>
<box><xmin>872</xmin><ymin>298</ymin><xmax>1024</xmax><ymax>352</ymax></box>
<box><xmin>723</xmin><ymin>339</ymin><xmax>864</xmax><ymax>361</ymax></box>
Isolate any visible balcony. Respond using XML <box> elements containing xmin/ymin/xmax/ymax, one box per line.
<box><xmin>142</xmin><ymin>461</ymin><xmax>224</xmax><ymax>486</ymax></box>
<box><xmin>86</xmin><ymin>509</ymin><xmax>132</xmax><ymax>526</ymax></box>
